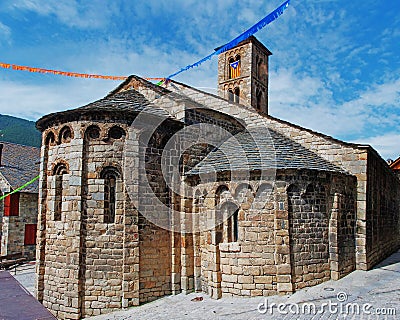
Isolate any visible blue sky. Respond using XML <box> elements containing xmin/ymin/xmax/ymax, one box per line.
<box><xmin>0</xmin><ymin>0</ymin><xmax>399</xmax><ymax>159</ymax></box>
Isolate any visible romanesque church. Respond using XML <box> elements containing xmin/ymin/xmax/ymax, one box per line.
<box><xmin>35</xmin><ymin>36</ymin><xmax>400</xmax><ymax>319</ymax></box>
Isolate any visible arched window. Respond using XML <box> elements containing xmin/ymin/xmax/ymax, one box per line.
<box><xmin>108</xmin><ymin>126</ymin><xmax>126</xmax><ymax>140</ymax></box>
<box><xmin>215</xmin><ymin>185</ymin><xmax>230</xmax><ymax>206</ymax></box>
<box><xmin>256</xmin><ymin>88</ymin><xmax>263</xmax><ymax>110</ymax></box>
<box><xmin>59</xmin><ymin>126</ymin><xmax>72</xmax><ymax>144</ymax></box>
<box><xmin>53</xmin><ymin>164</ymin><xmax>68</xmax><ymax>221</ymax></box>
<box><xmin>220</xmin><ymin>202</ymin><xmax>239</xmax><ymax>242</ymax></box>
<box><xmin>228</xmin><ymin>89</ymin><xmax>234</xmax><ymax>102</ymax></box>
<box><xmin>257</xmin><ymin>58</ymin><xmax>263</xmax><ymax>80</ymax></box>
<box><xmin>101</xmin><ymin>167</ymin><xmax>120</xmax><ymax>224</ymax></box>
<box><xmin>86</xmin><ymin>125</ymin><xmax>101</xmax><ymax>141</ymax></box>
<box><xmin>45</xmin><ymin>132</ymin><xmax>55</xmax><ymax>146</ymax></box>
<box><xmin>234</xmin><ymin>87</ymin><xmax>240</xmax><ymax>104</ymax></box>
<box><xmin>255</xmin><ymin>55</ymin><xmax>259</xmax><ymax>78</ymax></box>
<box><xmin>232</xmin><ymin>209</ymin><xmax>239</xmax><ymax>242</ymax></box>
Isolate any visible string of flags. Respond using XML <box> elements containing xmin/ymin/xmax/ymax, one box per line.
<box><xmin>0</xmin><ymin>1</ymin><xmax>290</xmax><ymax>198</ymax></box>
<box><xmin>0</xmin><ymin>175</ymin><xmax>40</xmax><ymax>201</ymax></box>
<box><xmin>0</xmin><ymin>62</ymin><xmax>165</xmax><ymax>82</ymax></box>
<box><xmin>0</xmin><ymin>0</ymin><xmax>289</xmax><ymax>85</ymax></box>
<box><xmin>165</xmin><ymin>0</ymin><xmax>290</xmax><ymax>80</ymax></box>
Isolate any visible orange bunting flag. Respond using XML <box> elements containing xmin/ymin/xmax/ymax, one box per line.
<box><xmin>0</xmin><ymin>61</ymin><xmax>162</xmax><ymax>82</ymax></box>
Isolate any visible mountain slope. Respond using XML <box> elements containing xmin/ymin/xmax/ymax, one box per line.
<box><xmin>0</xmin><ymin>114</ymin><xmax>41</xmax><ymax>147</ymax></box>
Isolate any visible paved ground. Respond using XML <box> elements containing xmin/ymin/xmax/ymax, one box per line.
<box><xmin>13</xmin><ymin>252</ymin><xmax>400</xmax><ymax>320</ymax></box>
<box><xmin>13</xmin><ymin>262</ymin><xmax>36</xmax><ymax>296</ymax></box>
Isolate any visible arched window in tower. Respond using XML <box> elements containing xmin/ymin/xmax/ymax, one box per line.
<box><xmin>228</xmin><ymin>55</ymin><xmax>241</xmax><ymax>79</ymax></box>
<box><xmin>228</xmin><ymin>89</ymin><xmax>234</xmax><ymax>102</ymax></box>
<box><xmin>257</xmin><ymin>58</ymin><xmax>263</xmax><ymax>80</ymax></box>
<box><xmin>255</xmin><ymin>55</ymin><xmax>259</xmax><ymax>78</ymax></box>
<box><xmin>234</xmin><ymin>87</ymin><xmax>240</xmax><ymax>104</ymax></box>
<box><xmin>256</xmin><ymin>88</ymin><xmax>263</xmax><ymax>110</ymax></box>
<box><xmin>101</xmin><ymin>167</ymin><xmax>120</xmax><ymax>224</ymax></box>
<box><xmin>53</xmin><ymin>164</ymin><xmax>68</xmax><ymax>221</ymax></box>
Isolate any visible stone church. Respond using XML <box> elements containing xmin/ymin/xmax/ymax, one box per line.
<box><xmin>35</xmin><ymin>36</ymin><xmax>400</xmax><ymax>319</ymax></box>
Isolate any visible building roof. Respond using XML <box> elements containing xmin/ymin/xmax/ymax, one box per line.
<box><xmin>187</xmin><ymin>128</ymin><xmax>344</xmax><ymax>175</ymax></box>
<box><xmin>389</xmin><ymin>156</ymin><xmax>400</xmax><ymax>171</ymax></box>
<box><xmin>0</xmin><ymin>141</ymin><xmax>40</xmax><ymax>193</ymax></box>
<box><xmin>36</xmin><ymin>76</ymin><xmax>177</xmax><ymax>131</ymax></box>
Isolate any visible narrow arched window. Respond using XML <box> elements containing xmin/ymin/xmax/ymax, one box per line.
<box><xmin>256</xmin><ymin>88</ymin><xmax>262</xmax><ymax>110</ymax></box>
<box><xmin>45</xmin><ymin>132</ymin><xmax>55</xmax><ymax>146</ymax></box>
<box><xmin>233</xmin><ymin>209</ymin><xmax>239</xmax><ymax>242</ymax></box>
<box><xmin>54</xmin><ymin>164</ymin><xmax>68</xmax><ymax>221</ymax></box>
<box><xmin>228</xmin><ymin>57</ymin><xmax>235</xmax><ymax>79</ymax></box>
<box><xmin>228</xmin><ymin>89</ymin><xmax>234</xmax><ymax>102</ymax></box>
<box><xmin>257</xmin><ymin>58</ymin><xmax>263</xmax><ymax>80</ymax></box>
<box><xmin>101</xmin><ymin>167</ymin><xmax>120</xmax><ymax>224</ymax></box>
<box><xmin>234</xmin><ymin>87</ymin><xmax>240</xmax><ymax>104</ymax></box>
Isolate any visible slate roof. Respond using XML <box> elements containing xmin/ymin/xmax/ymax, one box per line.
<box><xmin>36</xmin><ymin>76</ymin><xmax>176</xmax><ymax>131</ymax></box>
<box><xmin>0</xmin><ymin>141</ymin><xmax>40</xmax><ymax>193</ymax></box>
<box><xmin>187</xmin><ymin>128</ymin><xmax>344</xmax><ymax>175</ymax></box>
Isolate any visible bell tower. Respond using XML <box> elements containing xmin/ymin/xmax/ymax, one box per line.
<box><xmin>217</xmin><ymin>36</ymin><xmax>272</xmax><ymax>114</ymax></box>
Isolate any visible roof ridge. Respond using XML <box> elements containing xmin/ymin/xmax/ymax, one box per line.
<box><xmin>167</xmin><ymin>79</ymin><xmax>366</xmax><ymax>150</ymax></box>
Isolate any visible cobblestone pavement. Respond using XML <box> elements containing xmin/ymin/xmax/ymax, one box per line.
<box><xmin>13</xmin><ymin>252</ymin><xmax>400</xmax><ymax>320</ymax></box>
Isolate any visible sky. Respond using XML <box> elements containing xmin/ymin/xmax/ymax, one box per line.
<box><xmin>0</xmin><ymin>0</ymin><xmax>399</xmax><ymax>159</ymax></box>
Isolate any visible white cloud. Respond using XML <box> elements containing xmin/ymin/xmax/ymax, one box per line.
<box><xmin>9</xmin><ymin>0</ymin><xmax>117</xmax><ymax>29</ymax></box>
<box><xmin>0</xmin><ymin>78</ymin><xmax>115</xmax><ymax>121</ymax></box>
<box><xmin>0</xmin><ymin>21</ymin><xmax>11</xmax><ymax>42</ymax></box>
<box><xmin>270</xmin><ymin>67</ymin><xmax>400</xmax><ymax>140</ymax></box>
<box><xmin>351</xmin><ymin>133</ymin><xmax>400</xmax><ymax>160</ymax></box>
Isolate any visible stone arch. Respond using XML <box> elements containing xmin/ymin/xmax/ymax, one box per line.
<box><xmin>215</xmin><ymin>185</ymin><xmax>230</xmax><ymax>206</ymax></box>
<box><xmin>253</xmin><ymin>183</ymin><xmax>274</xmax><ymax>209</ymax></box>
<box><xmin>97</xmin><ymin>163</ymin><xmax>123</xmax><ymax>179</ymax></box>
<box><xmin>234</xmin><ymin>183</ymin><xmax>253</xmax><ymax>205</ymax></box>
<box><xmin>58</xmin><ymin>125</ymin><xmax>73</xmax><ymax>144</ymax></box>
<box><xmin>44</xmin><ymin>131</ymin><xmax>56</xmax><ymax>146</ymax></box>
<box><xmin>100</xmin><ymin>165</ymin><xmax>121</xmax><ymax>179</ymax></box>
<box><xmin>51</xmin><ymin>160</ymin><xmax>69</xmax><ymax>176</ymax></box>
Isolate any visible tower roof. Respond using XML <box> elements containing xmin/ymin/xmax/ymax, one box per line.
<box><xmin>214</xmin><ymin>36</ymin><xmax>272</xmax><ymax>56</ymax></box>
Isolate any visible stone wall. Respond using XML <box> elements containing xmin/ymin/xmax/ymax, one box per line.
<box><xmin>365</xmin><ymin>149</ymin><xmax>400</xmax><ymax>267</ymax></box>
<box><xmin>37</xmin><ymin>120</ymin><xmax>133</xmax><ymax>319</ymax></box>
<box><xmin>165</xmin><ymin>81</ymin><xmax>400</xmax><ymax>271</ymax></box>
<box><xmin>189</xmin><ymin>169</ymin><xmax>357</xmax><ymax>298</ymax></box>
<box><xmin>37</xmin><ymin>117</ymin><xmax>181</xmax><ymax>319</ymax></box>
<box><xmin>288</xmin><ymin>183</ymin><xmax>330</xmax><ymax>290</ymax></box>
